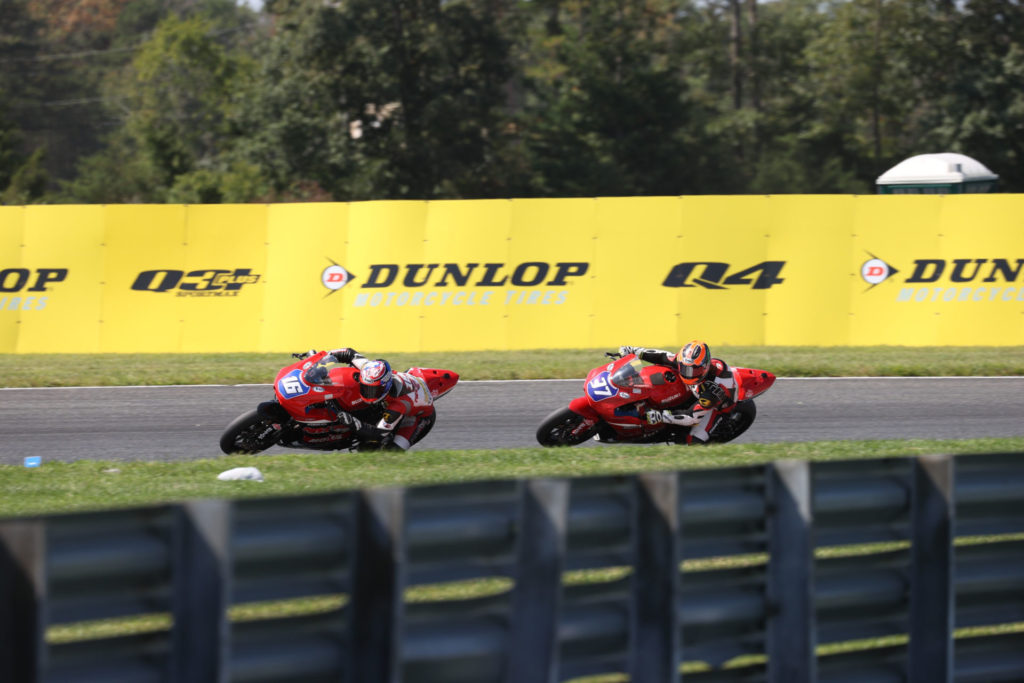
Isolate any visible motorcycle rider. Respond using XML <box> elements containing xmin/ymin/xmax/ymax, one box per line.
<box><xmin>617</xmin><ymin>340</ymin><xmax>736</xmax><ymax>444</ymax></box>
<box><xmin>326</xmin><ymin>347</ymin><xmax>436</xmax><ymax>451</ymax></box>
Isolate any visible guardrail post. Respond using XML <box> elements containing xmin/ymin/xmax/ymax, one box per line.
<box><xmin>766</xmin><ymin>460</ymin><xmax>816</xmax><ymax>683</ymax></box>
<box><xmin>0</xmin><ymin>520</ymin><xmax>45</xmax><ymax>683</ymax></box>
<box><xmin>172</xmin><ymin>500</ymin><xmax>232</xmax><ymax>683</ymax></box>
<box><xmin>908</xmin><ymin>454</ymin><xmax>954</xmax><ymax>683</ymax></box>
<box><xmin>351</xmin><ymin>487</ymin><xmax>405</xmax><ymax>683</ymax></box>
<box><xmin>629</xmin><ymin>472</ymin><xmax>680</xmax><ymax>683</ymax></box>
<box><xmin>505</xmin><ymin>478</ymin><xmax>569</xmax><ymax>683</ymax></box>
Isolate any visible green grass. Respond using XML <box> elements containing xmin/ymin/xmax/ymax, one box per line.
<box><xmin>3</xmin><ymin>437</ymin><xmax>1023</xmax><ymax>519</ymax></box>
<box><xmin>6</xmin><ymin>349</ymin><xmax>1021</xmax><ymax>663</ymax></box>
<box><xmin>4</xmin><ymin>344</ymin><xmax>1020</xmax><ymax>519</ymax></box>
<box><xmin>2</xmin><ymin>345</ymin><xmax>1024</xmax><ymax>387</ymax></box>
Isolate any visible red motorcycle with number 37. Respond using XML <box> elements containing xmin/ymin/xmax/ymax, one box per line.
<box><xmin>536</xmin><ymin>351</ymin><xmax>775</xmax><ymax>447</ymax></box>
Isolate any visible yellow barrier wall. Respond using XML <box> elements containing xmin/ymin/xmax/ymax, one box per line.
<box><xmin>1</xmin><ymin>196</ymin><xmax>1022</xmax><ymax>353</ymax></box>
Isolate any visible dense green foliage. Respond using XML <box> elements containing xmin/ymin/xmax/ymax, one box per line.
<box><xmin>3</xmin><ymin>0</ymin><xmax>1024</xmax><ymax>202</ymax></box>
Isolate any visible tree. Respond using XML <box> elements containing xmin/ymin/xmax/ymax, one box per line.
<box><xmin>236</xmin><ymin>0</ymin><xmax>518</xmax><ymax>200</ymax></box>
<box><xmin>1</xmin><ymin>147</ymin><xmax>49</xmax><ymax>203</ymax></box>
<box><xmin>742</xmin><ymin>0</ymin><xmax>869</xmax><ymax>192</ymax></box>
<box><xmin>915</xmin><ymin>0</ymin><xmax>1024</xmax><ymax>190</ymax></box>
<box><xmin>129</xmin><ymin>15</ymin><xmax>253</xmax><ymax>185</ymax></box>
<box><xmin>0</xmin><ymin>0</ymin><xmax>53</xmax><ymax>202</ymax></box>
<box><xmin>63</xmin><ymin>8</ymin><xmax>259</xmax><ymax>202</ymax></box>
<box><xmin>38</xmin><ymin>0</ymin><xmax>1024</xmax><ymax>199</ymax></box>
<box><xmin>514</xmin><ymin>0</ymin><xmax>726</xmax><ymax>196</ymax></box>
<box><xmin>29</xmin><ymin>0</ymin><xmax>134</xmax><ymax>46</ymax></box>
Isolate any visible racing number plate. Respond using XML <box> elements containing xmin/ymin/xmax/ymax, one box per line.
<box><xmin>277</xmin><ymin>369</ymin><xmax>310</xmax><ymax>398</ymax></box>
<box><xmin>586</xmin><ymin>371</ymin><xmax>617</xmax><ymax>401</ymax></box>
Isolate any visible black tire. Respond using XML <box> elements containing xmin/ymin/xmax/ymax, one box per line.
<box><xmin>708</xmin><ymin>400</ymin><xmax>757</xmax><ymax>444</ymax></box>
<box><xmin>409</xmin><ymin>413</ymin><xmax>436</xmax><ymax>447</ymax></box>
<box><xmin>220</xmin><ymin>409</ymin><xmax>280</xmax><ymax>455</ymax></box>
<box><xmin>536</xmin><ymin>407</ymin><xmax>597</xmax><ymax>447</ymax></box>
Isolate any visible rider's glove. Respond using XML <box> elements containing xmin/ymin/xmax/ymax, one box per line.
<box><xmin>329</xmin><ymin>347</ymin><xmax>356</xmax><ymax>363</ymax></box>
<box><xmin>619</xmin><ymin>345</ymin><xmax>640</xmax><ymax>357</ymax></box>
<box><xmin>648</xmin><ymin>409</ymin><xmax>702</xmax><ymax>427</ymax></box>
<box><xmin>337</xmin><ymin>412</ymin><xmax>362</xmax><ymax>430</ymax></box>
<box><xmin>645</xmin><ymin>409</ymin><xmax>664</xmax><ymax>425</ymax></box>
<box><xmin>698</xmin><ymin>382</ymin><xmax>727</xmax><ymax>409</ymax></box>
<box><xmin>330</xmin><ymin>403</ymin><xmax>363</xmax><ymax>430</ymax></box>
<box><xmin>664</xmin><ymin>410</ymin><xmax>701</xmax><ymax>427</ymax></box>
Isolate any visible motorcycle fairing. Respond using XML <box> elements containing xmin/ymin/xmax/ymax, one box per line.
<box><xmin>274</xmin><ymin>352</ymin><xmax>366</xmax><ymax>422</ymax></box>
<box><xmin>586</xmin><ymin>371</ymin><xmax>618</xmax><ymax>401</ymax></box>
<box><xmin>277</xmin><ymin>369</ymin><xmax>311</xmax><ymax>400</ymax></box>
<box><xmin>568</xmin><ymin>396</ymin><xmax>601</xmax><ymax>421</ymax></box>
<box><xmin>734</xmin><ymin>368</ymin><xmax>776</xmax><ymax>401</ymax></box>
<box><xmin>407</xmin><ymin>367</ymin><xmax>460</xmax><ymax>399</ymax></box>
<box><xmin>575</xmin><ymin>354</ymin><xmax>690</xmax><ymax>438</ymax></box>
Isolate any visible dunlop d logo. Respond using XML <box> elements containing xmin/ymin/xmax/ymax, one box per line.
<box><xmin>861</xmin><ymin>254</ymin><xmax>1024</xmax><ymax>303</ymax></box>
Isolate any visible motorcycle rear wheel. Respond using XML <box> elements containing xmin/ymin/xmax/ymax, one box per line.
<box><xmin>536</xmin><ymin>407</ymin><xmax>597</xmax><ymax>447</ymax></box>
<box><xmin>220</xmin><ymin>409</ymin><xmax>279</xmax><ymax>455</ymax></box>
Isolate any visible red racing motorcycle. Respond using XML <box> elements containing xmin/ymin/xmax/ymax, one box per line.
<box><xmin>536</xmin><ymin>351</ymin><xmax>775</xmax><ymax>447</ymax></box>
<box><xmin>220</xmin><ymin>350</ymin><xmax>459</xmax><ymax>454</ymax></box>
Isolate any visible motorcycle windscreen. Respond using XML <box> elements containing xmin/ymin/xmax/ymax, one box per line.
<box><xmin>609</xmin><ymin>359</ymin><xmax>646</xmax><ymax>389</ymax></box>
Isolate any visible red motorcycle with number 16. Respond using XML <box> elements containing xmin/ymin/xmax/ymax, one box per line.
<box><xmin>220</xmin><ymin>350</ymin><xmax>459</xmax><ymax>454</ymax></box>
<box><xmin>536</xmin><ymin>351</ymin><xmax>775</xmax><ymax>447</ymax></box>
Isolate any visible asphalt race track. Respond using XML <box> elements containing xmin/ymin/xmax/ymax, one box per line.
<box><xmin>1</xmin><ymin>377</ymin><xmax>1023</xmax><ymax>465</ymax></box>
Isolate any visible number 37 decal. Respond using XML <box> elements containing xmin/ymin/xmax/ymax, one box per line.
<box><xmin>586</xmin><ymin>372</ymin><xmax>617</xmax><ymax>401</ymax></box>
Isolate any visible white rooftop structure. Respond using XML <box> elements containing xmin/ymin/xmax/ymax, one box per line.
<box><xmin>876</xmin><ymin>153</ymin><xmax>998</xmax><ymax>193</ymax></box>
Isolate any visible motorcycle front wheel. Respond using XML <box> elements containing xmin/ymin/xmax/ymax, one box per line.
<box><xmin>708</xmin><ymin>400</ymin><xmax>757</xmax><ymax>444</ymax></box>
<box><xmin>220</xmin><ymin>409</ymin><xmax>280</xmax><ymax>455</ymax></box>
<box><xmin>536</xmin><ymin>407</ymin><xmax>597</xmax><ymax>447</ymax></box>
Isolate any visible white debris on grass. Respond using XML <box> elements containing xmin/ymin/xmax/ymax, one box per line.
<box><xmin>217</xmin><ymin>466</ymin><xmax>264</xmax><ymax>482</ymax></box>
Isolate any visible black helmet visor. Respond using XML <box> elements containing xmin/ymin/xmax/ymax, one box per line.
<box><xmin>360</xmin><ymin>382</ymin><xmax>388</xmax><ymax>400</ymax></box>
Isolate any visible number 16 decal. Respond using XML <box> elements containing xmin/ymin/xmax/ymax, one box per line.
<box><xmin>277</xmin><ymin>369</ymin><xmax>309</xmax><ymax>398</ymax></box>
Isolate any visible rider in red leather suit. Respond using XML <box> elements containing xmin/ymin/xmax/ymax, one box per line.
<box><xmin>326</xmin><ymin>348</ymin><xmax>436</xmax><ymax>450</ymax></box>
<box><xmin>618</xmin><ymin>340</ymin><xmax>737</xmax><ymax>444</ymax></box>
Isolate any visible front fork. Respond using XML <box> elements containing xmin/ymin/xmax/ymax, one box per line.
<box><xmin>567</xmin><ymin>396</ymin><xmax>601</xmax><ymax>437</ymax></box>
